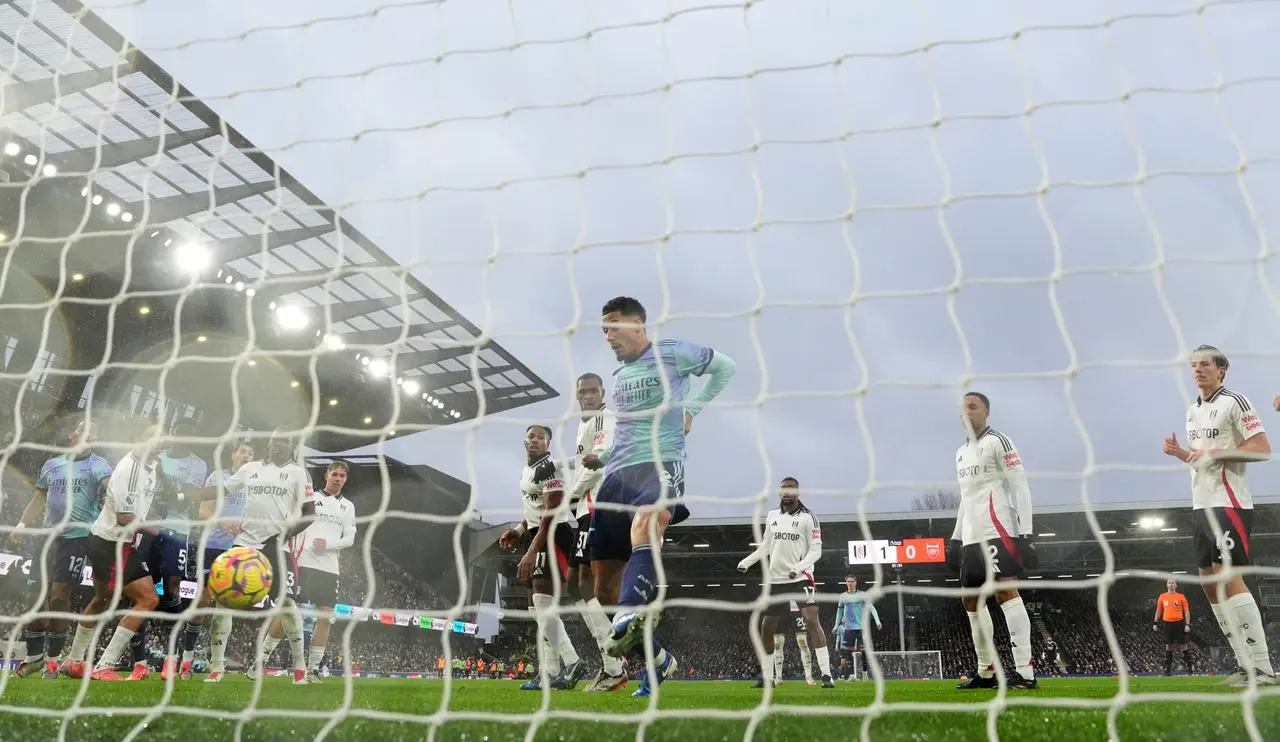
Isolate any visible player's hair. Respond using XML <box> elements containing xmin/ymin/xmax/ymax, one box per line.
<box><xmin>526</xmin><ymin>424</ymin><xmax>553</xmax><ymax>441</ymax></box>
<box><xmin>1192</xmin><ymin>344</ymin><xmax>1230</xmax><ymax>370</ymax></box>
<box><xmin>780</xmin><ymin>476</ymin><xmax>799</xmax><ymax>487</ymax></box>
<box><xmin>577</xmin><ymin>372</ymin><xmax>604</xmax><ymax>387</ymax></box>
<box><xmin>602</xmin><ymin>296</ymin><xmax>646</xmax><ymax>322</ymax></box>
<box><xmin>327</xmin><ymin>459</ymin><xmax>350</xmax><ymax>474</ymax></box>
<box><xmin>964</xmin><ymin>391</ymin><xmax>991</xmax><ymax>410</ymax></box>
<box><xmin>845</xmin><ymin>572</ymin><xmax>858</xmax><ymax>581</ymax></box>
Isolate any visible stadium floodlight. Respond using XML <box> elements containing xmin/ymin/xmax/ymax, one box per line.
<box><xmin>1038</xmin><ymin>532</ymin><xmax>1056</xmax><ymax>537</ymax></box>
<box><xmin>290</xmin><ymin>380</ymin><xmax>300</xmax><ymax>388</ymax></box>
<box><xmin>0</xmin><ymin>232</ymin><xmax>7</xmax><ymax>242</ymax></box>
<box><xmin>1099</xmin><ymin>529</ymin><xmax>1117</xmax><ymax>535</ymax></box>
<box><xmin>104</xmin><ymin>202</ymin><xmax>121</xmax><ymax>217</ymax></box>
<box><xmin>120</xmin><ymin>212</ymin><xmax>133</xmax><ymax>223</ymax></box>
<box><xmin>273</xmin><ymin>304</ymin><xmax>309</xmax><ymax>332</ymax></box>
<box><xmin>247</xmin><ymin>360</ymin><xmax>257</xmax><ymax>367</ymax></box>
<box><xmin>22</xmin><ymin>153</ymin><xmax>36</xmax><ymax>166</ymax></box>
<box><xmin>196</xmin><ymin>335</ymin><xmax>207</xmax><ymax>343</ymax></box>
<box><xmin>41</xmin><ymin>164</ymin><xmax>56</xmax><ymax>176</ymax></box>
<box><xmin>1139</xmin><ymin>516</ymin><xmax>1164</xmax><ymax>530</ymax></box>
<box><xmin>402</xmin><ymin>379</ymin><xmax>421</xmax><ymax>396</ymax></box>
<box><xmin>328</xmin><ymin>398</ymin><xmax>338</xmax><ymax>407</ymax></box>
<box><xmin>362</xmin><ymin>416</ymin><xmax>372</xmax><ymax>424</ymax></box>
<box><xmin>366</xmin><ymin>358</ymin><xmax>389</xmax><ymax>378</ymax></box>
<box><xmin>3</xmin><ymin>142</ymin><xmax>19</xmax><ymax>156</ymax></box>
<box><xmin>173</xmin><ymin>242</ymin><xmax>212</xmax><ymax>275</ymax></box>
<box><xmin>1160</xmin><ymin>527</ymin><xmax>1178</xmax><ymax>532</ymax></box>
<box><xmin>91</xmin><ymin>194</ymin><xmax>103</xmax><ymax>205</ymax></box>
<box><xmin>323</xmin><ymin>334</ymin><xmax>346</xmax><ymax>351</ymax></box>
<box><xmin>692</xmin><ymin>543</ymin><xmax>710</xmax><ymax>549</ymax></box>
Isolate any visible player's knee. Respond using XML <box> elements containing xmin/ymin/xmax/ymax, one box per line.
<box><xmin>995</xmin><ymin>588</ymin><xmax>1019</xmax><ymax>604</ymax></box>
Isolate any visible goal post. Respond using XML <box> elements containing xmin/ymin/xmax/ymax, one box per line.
<box><xmin>852</xmin><ymin>650</ymin><xmax>943</xmax><ymax>681</ymax></box>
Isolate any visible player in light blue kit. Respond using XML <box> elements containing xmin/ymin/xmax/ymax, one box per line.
<box><xmin>587</xmin><ymin>296</ymin><xmax>737</xmax><ymax>698</ymax></box>
<box><xmin>832</xmin><ymin>573</ymin><xmax>881</xmax><ymax>680</ymax></box>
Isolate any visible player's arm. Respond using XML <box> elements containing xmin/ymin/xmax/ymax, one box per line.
<box><xmin>947</xmin><ymin>504</ymin><xmax>965</xmax><ymax>571</ymax></box>
<box><xmin>831</xmin><ymin>602</ymin><xmax>844</xmax><ymax>635</ymax></box>
<box><xmin>112</xmin><ymin>458</ymin><xmax>156</xmax><ymax>533</ymax></box>
<box><xmin>737</xmin><ymin>518</ymin><xmax>772</xmax><ymax>571</ymax></box>
<box><xmin>330</xmin><ymin>507</ymin><xmax>358</xmax><ymax>551</ymax></box>
<box><xmin>14</xmin><ymin>460</ymin><xmax>53</xmax><ymax>535</ymax></box>
<box><xmin>669</xmin><ymin>341</ymin><xmax>737</xmax><ymax>431</ymax></box>
<box><xmin>869</xmin><ymin>602</ymin><xmax>882</xmax><ymax>629</ymax></box>
<box><xmin>284</xmin><ymin>480</ymin><xmax>317</xmax><ymax>540</ymax></box>
<box><xmin>996</xmin><ymin>439</ymin><xmax>1033</xmax><ymax>537</ymax></box>
<box><xmin>576</xmin><ymin>415</ymin><xmax>614</xmax><ymax>488</ymax></box>
<box><xmin>1206</xmin><ymin>398</ymin><xmax>1270</xmax><ymax>464</ymax></box>
<box><xmin>791</xmin><ymin>513</ymin><xmax>822</xmax><ymax>577</ymax></box>
<box><xmin>1182</xmin><ymin>595</ymin><xmax>1191</xmax><ymax>628</ymax></box>
<box><xmin>1152</xmin><ymin>598</ymin><xmax>1162</xmax><ymax>628</ymax></box>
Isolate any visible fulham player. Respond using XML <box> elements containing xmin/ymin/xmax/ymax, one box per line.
<box><xmin>63</xmin><ymin>420</ymin><xmax>162</xmax><ymax>680</ymax></box>
<box><xmin>200</xmin><ymin>427</ymin><xmax>316</xmax><ymax>684</ymax></box>
<box><xmin>737</xmin><ymin>477</ymin><xmax>833</xmax><ymax>688</ymax></box>
<box><xmin>1163</xmin><ymin>345</ymin><xmax>1274</xmax><ymax>686</ymax></box>
<box><xmin>498</xmin><ymin>425</ymin><xmax>583</xmax><ymax>691</ymax></box>
<box><xmin>950</xmin><ymin>392</ymin><xmax>1038</xmax><ymax>690</ymax></box>
<box><xmin>272</xmin><ymin>460</ymin><xmax>356</xmax><ymax>682</ymax></box>
<box><xmin>566</xmin><ymin>372</ymin><xmax>625</xmax><ymax>692</ymax></box>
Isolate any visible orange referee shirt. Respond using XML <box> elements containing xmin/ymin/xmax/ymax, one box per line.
<box><xmin>1158</xmin><ymin>591</ymin><xmax>1188</xmax><ymax>622</ymax></box>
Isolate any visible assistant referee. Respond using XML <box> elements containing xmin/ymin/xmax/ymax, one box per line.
<box><xmin>1152</xmin><ymin>579</ymin><xmax>1193</xmax><ymax>675</ymax></box>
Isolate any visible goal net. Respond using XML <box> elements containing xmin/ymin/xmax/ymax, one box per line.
<box><xmin>0</xmin><ymin>0</ymin><xmax>1278</xmax><ymax>740</ymax></box>
<box><xmin>851</xmin><ymin>650</ymin><xmax>943</xmax><ymax>682</ymax></box>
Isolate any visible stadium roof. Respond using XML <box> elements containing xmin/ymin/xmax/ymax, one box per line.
<box><xmin>0</xmin><ymin>0</ymin><xmax>556</xmax><ymax>448</ymax></box>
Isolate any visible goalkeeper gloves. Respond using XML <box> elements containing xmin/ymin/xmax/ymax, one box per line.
<box><xmin>1015</xmin><ymin>535</ymin><xmax>1039</xmax><ymax>570</ymax></box>
<box><xmin>945</xmin><ymin>540</ymin><xmax>963</xmax><ymax>573</ymax></box>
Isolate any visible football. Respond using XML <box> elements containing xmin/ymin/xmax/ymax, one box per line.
<box><xmin>208</xmin><ymin>546</ymin><xmax>274</xmax><ymax>609</ymax></box>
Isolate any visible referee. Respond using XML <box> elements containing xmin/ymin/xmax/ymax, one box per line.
<box><xmin>1152</xmin><ymin>579</ymin><xmax>1194</xmax><ymax>675</ymax></box>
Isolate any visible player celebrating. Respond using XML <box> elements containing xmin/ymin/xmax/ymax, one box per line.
<box><xmin>174</xmin><ymin>439</ymin><xmax>255</xmax><ymax>679</ymax></box>
<box><xmin>565</xmin><ymin>372</ymin><xmax>626</xmax><ymax>692</ymax></box>
<box><xmin>737</xmin><ymin>477</ymin><xmax>834</xmax><ymax>689</ymax></box>
<box><xmin>498</xmin><ymin>425</ymin><xmax>584</xmax><ymax>691</ymax></box>
<box><xmin>1152</xmin><ymin>579</ymin><xmax>1193</xmax><ymax>676</ymax></box>
<box><xmin>949</xmin><ymin>392</ymin><xmax>1039</xmax><ymax>690</ymax></box>
<box><xmin>200</xmin><ymin>427</ymin><xmax>316</xmax><ymax>684</ymax></box>
<box><xmin>254</xmin><ymin>460</ymin><xmax>356</xmax><ymax>683</ymax></box>
<box><xmin>832</xmin><ymin>573</ymin><xmax>881</xmax><ymax>681</ymax></box>
<box><xmin>590</xmin><ymin>296</ymin><xmax>736</xmax><ymax>699</ymax></box>
<box><xmin>61</xmin><ymin>420</ymin><xmax>162</xmax><ymax>680</ymax></box>
<box><xmin>11</xmin><ymin>420</ymin><xmax>113</xmax><ymax>678</ymax></box>
<box><xmin>1162</xmin><ymin>345</ymin><xmax>1274</xmax><ymax>686</ymax></box>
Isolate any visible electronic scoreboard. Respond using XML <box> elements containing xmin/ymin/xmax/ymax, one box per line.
<box><xmin>847</xmin><ymin>538</ymin><xmax>947</xmax><ymax>565</ymax></box>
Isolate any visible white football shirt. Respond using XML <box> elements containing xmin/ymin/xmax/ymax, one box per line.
<box><xmin>222</xmin><ymin>460</ymin><xmax>315</xmax><ymax>549</ymax></box>
<box><xmin>294</xmin><ymin>491</ymin><xmax>357</xmax><ymax>575</ymax></box>
<box><xmin>571</xmin><ymin>407</ymin><xmax>614</xmax><ymax>520</ymax></box>
<box><xmin>520</xmin><ymin>454</ymin><xmax>571</xmax><ymax>528</ymax></box>
<box><xmin>91</xmin><ymin>452</ymin><xmax>158</xmax><ymax>543</ymax></box>
<box><xmin>1186</xmin><ymin>386</ymin><xmax>1265</xmax><ymax>510</ymax></box>
<box><xmin>952</xmin><ymin>427</ymin><xmax>1033</xmax><ymax>546</ymax></box>
<box><xmin>737</xmin><ymin>506</ymin><xmax>822</xmax><ymax>585</ymax></box>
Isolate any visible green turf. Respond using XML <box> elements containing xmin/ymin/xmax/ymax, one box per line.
<box><xmin>0</xmin><ymin>675</ymin><xmax>1274</xmax><ymax>741</ymax></box>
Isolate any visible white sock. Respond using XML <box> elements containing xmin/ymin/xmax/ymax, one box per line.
<box><xmin>773</xmin><ymin>634</ymin><xmax>786</xmax><ymax>679</ymax></box>
<box><xmin>532</xmin><ymin>593</ymin><xmax>579</xmax><ymax>667</ymax></box>
<box><xmin>967</xmin><ymin>608</ymin><xmax>996</xmax><ymax>678</ymax></box>
<box><xmin>279</xmin><ymin>600</ymin><xmax>306</xmax><ymax>671</ymax></box>
<box><xmin>308</xmin><ymin>644</ymin><xmax>326</xmax><ymax>671</ymax></box>
<box><xmin>1000</xmin><ymin>597</ymin><xmax>1035</xmax><ymax>680</ymax></box>
<box><xmin>531</xmin><ymin>595</ymin><xmax>562</xmax><ymax>675</ymax></box>
<box><xmin>181</xmin><ymin>650</ymin><xmax>194</xmax><ymax>664</ymax></box>
<box><xmin>582</xmin><ymin>598</ymin><xmax>623</xmax><ymax>675</ymax></box>
<box><xmin>1225</xmin><ymin>592</ymin><xmax>1275</xmax><ymax>676</ymax></box>
<box><xmin>796</xmin><ymin>633</ymin><xmax>816</xmax><ymax>679</ymax></box>
<box><xmin>1212</xmin><ymin>601</ymin><xmax>1251</xmax><ymax>671</ymax></box>
<box><xmin>261</xmin><ymin>635</ymin><xmax>282</xmax><ymax>663</ymax></box>
<box><xmin>761</xmin><ymin>649</ymin><xmax>775</xmax><ymax>685</ymax></box>
<box><xmin>68</xmin><ymin>625</ymin><xmax>94</xmax><ymax>662</ymax></box>
<box><xmin>209</xmin><ymin>613</ymin><xmax>233</xmax><ymax>670</ymax></box>
<box><xmin>813</xmin><ymin>642</ymin><xmax>832</xmax><ymax>678</ymax></box>
<box><xmin>95</xmin><ymin>626</ymin><xmax>135</xmax><ymax>671</ymax></box>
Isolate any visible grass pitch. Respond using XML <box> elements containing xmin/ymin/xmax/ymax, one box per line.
<box><xmin>0</xmin><ymin>675</ymin><xmax>1274</xmax><ymax>741</ymax></box>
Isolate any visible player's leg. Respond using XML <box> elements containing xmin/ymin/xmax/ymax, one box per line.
<box><xmin>800</xmin><ymin>604</ymin><xmax>833</xmax><ymax>686</ymax></box>
<box><xmin>543</xmin><ymin>524</ymin><xmax>586</xmax><ymax>689</ymax></box>
<box><xmin>772</xmin><ymin>625</ymin><xmax>786</xmax><ymax>684</ymax></box>
<box><xmin>179</xmin><ymin>548</ymin><xmax>221</xmax><ymax>679</ymax></box>
<box><xmin>1196</xmin><ymin>508</ymin><xmax>1272</xmax><ymax>684</ymax></box>
<box><xmin>995</xmin><ymin>583</ymin><xmax>1034</xmax><ymax>685</ymax></box>
<box><xmin>302</xmin><ymin>570</ymin><xmax>338</xmax><ymax>682</ymax></box>
<box><xmin>573</xmin><ymin>516</ymin><xmax>625</xmax><ymax>690</ymax></box>
<box><xmin>92</xmin><ymin>560</ymin><xmax>161</xmax><ymax>680</ymax></box>
<box><xmin>958</xmin><ymin>544</ymin><xmax>998</xmax><ymax>689</ymax></box>
<box><xmin>756</xmin><ymin>611</ymin><xmax>782</xmax><ymax>688</ymax></box>
<box><xmin>152</xmin><ymin>533</ymin><xmax>189</xmax><ymax>678</ymax></box>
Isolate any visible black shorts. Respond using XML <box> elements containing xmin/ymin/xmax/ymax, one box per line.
<box><xmin>260</xmin><ymin>535</ymin><xmax>298</xmax><ymax>604</ymax></box>
<box><xmin>1192</xmin><ymin>507</ymin><xmax>1253</xmax><ymax>569</ymax></box>
<box><xmin>840</xmin><ymin>629</ymin><xmax>862</xmax><ymax>653</ymax></box>
<box><xmin>1160</xmin><ymin>619</ymin><xmax>1187</xmax><ymax>644</ymax></box>
<box><xmin>31</xmin><ymin>536</ymin><xmax>89</xmax><ymax>587</ymax></box>
<box><xmin>296</xmin><ymin>567</ymin><xmax>339</xmax><ymax>607</ymax></box>
<box><xmin>86</xmin><ymin>534</ymin><xmax>152</xmax><ymax>590</ymax></box>
<box><xmin>148</xmin><ymin>530</ymin><xmax>189</xmax><ymax>580</ymax></box>
<box><xmin>588</xmin><ymin>462</ymin><xmax>688</xmax><ymax>563</ymax></box>
<box><xmin>518</xmin><ymin>522</ymin><xmax>575</xmax><ymax>583</ymax></box>
<box><xmin>763</xmin><ymin>579</ymin><xmax>816</xmax><ymax>619</ymax></box>
<box><xmin>959</xmin><ymin>541</ymin><xmax>1024</xmax><ymax>588</ymax></box>
<box><xmin>571</xmin><ymin>514</ymin><xmax>592</xmax><ymax>568</ymax></box>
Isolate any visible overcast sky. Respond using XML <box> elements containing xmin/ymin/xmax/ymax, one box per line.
<box><xmin>81</xmin><ymin>0</ymin><xmax>1280</xmax><ymax>525</ymax></box>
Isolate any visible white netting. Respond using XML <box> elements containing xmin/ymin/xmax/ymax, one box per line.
<box><xmin>0</xmin><ymin>0</ymin><xmax>1278</xmax><ymax>740</ymax></box>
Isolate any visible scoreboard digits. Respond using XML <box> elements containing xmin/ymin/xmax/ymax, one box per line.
<box><xmin>847</xmin><ymin>537</ymin><xmax>946</xmax><ymax>565</ymax></box>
